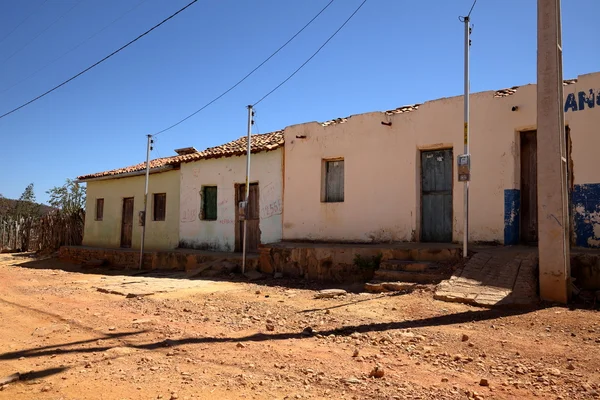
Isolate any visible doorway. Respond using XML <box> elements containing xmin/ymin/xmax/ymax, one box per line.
<box><xmin>235</xmin><ymin>183</ymin><xmax>260</xmax><ymax>252</ymax></box>
<box><xmin>421</xmin><ymin>149</ymin><xmax>453</xmax><ymax>242</ymax></box>
<box><xmin>121</xmin><ymin>197</ymin><xmax>134</xmax><ymax>248</ymax></box>
<box><xmin>520</xmin><ymin>130</ymin><xmax>538</xmax><ymax>244</ymax></box>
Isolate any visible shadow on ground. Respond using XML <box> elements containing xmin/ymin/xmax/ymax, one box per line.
<box><xmin>0</xmin><ymin>306</ymin><xmax>540</xmax><ymax>362</ymax></box>
<box><xmin>6</xmin><ymin>254</ymin><xmax>366</xmax><ymax>292</ymax></box>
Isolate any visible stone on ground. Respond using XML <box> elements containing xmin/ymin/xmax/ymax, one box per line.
<box><xmin>314</xmin><ymin>289</ymin><xmax>347</xmax><ymax>299</ymax></box>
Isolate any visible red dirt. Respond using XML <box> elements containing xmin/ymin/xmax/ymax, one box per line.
<box><xmin>0</xmin><ymin>253</ymin><xmax>599</xmax><ymax>400</ymax></box>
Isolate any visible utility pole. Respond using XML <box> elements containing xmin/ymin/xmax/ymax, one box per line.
<box><xmin>458</xmin><ymin>14</ymin><xmax>472</xmax><ymax>258</ymax></box>
<box><xmin>241</xmin><ymin>105</ymin><xmax>253</xmax><ymax>274</ymax></box>
<box><xmin>139</xmin><ymin>134</ymin><xmax>153</xmax><ymax>270</ymax></box>
<box><xmin>537</xmin><ymin>0</ymin><xmax>570</xmax><ymax>302</ymax></box>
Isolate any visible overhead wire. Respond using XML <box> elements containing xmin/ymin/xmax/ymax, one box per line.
<box><xmin>152</xmin><ymin>0</ymin><xmax>337</xmax><ymax>137</ymax></box>
<box><xmin>1</xmin><ymin>0</ymin><xmax>84</xmax><ymax>65</ymax></box>
<box><xmin>0</xmin><ymin>0</ymin><xmax>50</xmax><ymax>47</ymax></box>
<box><xmin>0</xmin><ymin>0</ymin><xmax>199</xmax><ymax>121</ymax></box>
<box><xmin>0</xmin><ymin>0</ymin><xmax>150</xmax><ymax>95</ymax></box>
<box><xmin>252</xmin><ymin>0</ymin><xmax>368</xmax><ymax>107</ymax></box>
<box><xmin>467</xmin><ymin>0</ymin><xmax>479</xmax><ymax>18</ymax></box>
<box><xmin>459</xmin><ymin>0</ymin><xmax>479</xmax><ymax>21</ymax></box>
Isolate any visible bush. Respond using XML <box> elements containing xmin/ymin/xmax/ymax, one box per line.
<box><xmin>353</xmin><ymin>253</ymin><xmax>383</xmax><ymax>270</ymax></box>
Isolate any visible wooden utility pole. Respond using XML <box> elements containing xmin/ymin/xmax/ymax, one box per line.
<box><xmin>536</xmin><ymin>0</ymin><xmax>570</xmax><ymax>303</ymax></box>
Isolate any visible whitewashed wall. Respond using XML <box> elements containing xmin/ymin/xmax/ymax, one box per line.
<box><xmin>179</xmin><ymin>148</ymin><xmax>283</xmax><ymax>251</ymax></box>
<box><xmin>282</xmin><ymin>71</ymin><xmax>600</xmax><ymax>246</ymax></box>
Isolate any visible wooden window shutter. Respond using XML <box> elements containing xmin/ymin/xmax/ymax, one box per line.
<box><xmin>202</xmin><ymin>186</ymin><xmax>217</xmax><ymax>220</ymax></box>
<box><xmin>325</xmin><ymin>160</ymin><xmax>344</xmax><ymax>202</ymax></box>
<box><xmin>96</xmin><ymin>198</ymin><xmax>104</xmax><ymax>221</ymax></box>
<box><xmin>153</xmin><ymin>193</ymin><xmax>166</xmax><ymax>221</ymax></box>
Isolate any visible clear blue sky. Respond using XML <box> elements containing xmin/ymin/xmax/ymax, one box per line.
<box><xmin>0</xmin><ymin>0</ymin><xmax>598</xmax><ymax>203</ymax></box>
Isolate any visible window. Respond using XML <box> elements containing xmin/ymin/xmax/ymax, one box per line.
<box><xmin>322</xmin><ymin>159</ymin><xmax>344</xmax><ymax>202</ymax></box>
<box><xmin>202</xmin><ymin>186</ymin><xmax>218</xmax><ymax>220</ymax></box>
<box><xmin>153</xmin><ymin>193</ymin><xmax>166</xmax><ymax>221</ymax></box>
<box><xmin>95</xmin><ymin>198</ymin><xmax>104</xmax><ymax>221</ymax></box>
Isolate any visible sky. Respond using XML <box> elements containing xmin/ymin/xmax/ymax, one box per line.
<box><xmin>0</xmin><ymin>0</ymin><xmax>598</xmax><ymax>204</ymax></box>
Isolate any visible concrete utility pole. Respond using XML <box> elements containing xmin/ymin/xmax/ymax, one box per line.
<box><xmin>462</xmin><ymin>16</ymin><xmax>471</xmax><ymax>259</ymax></box>
<box><xmin>241</xmin><ymin>105</ymin><xmax>253</xmax><ymax>274</ymax></box>
<box><xmin>537</xmin><ymin>0</ymin><xmax>570</xmax><ymax>303</ymax></box>
<box><xmin>139</xmin><ymin>134</ymin><xmax>153</xmax><ymax>270</ymax></box>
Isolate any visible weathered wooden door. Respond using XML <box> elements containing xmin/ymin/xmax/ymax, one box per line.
<box><xmin>520</xmin><ymin>131</ymin><xmax>538</xmax><ymax>244</ymax></box>
<box><xmin>421</xmin><ymin>149</ymin><xmax>453</xmax><ymax>242</ymax></box>
<box><xmin>120</xmin><ymin>197</ymin><xmax>134</xmax><ymax>248</ymax></box>
<box><xmin>235</xmin><ymin>183</ymin><xmax>260</xmax><ymax>252</ymax></box>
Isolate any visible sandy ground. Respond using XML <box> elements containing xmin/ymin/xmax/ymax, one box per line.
<box><xmin>0</xmin><ymin>253</ymin><xmax>599</xmax><ymax>400</ymax></box>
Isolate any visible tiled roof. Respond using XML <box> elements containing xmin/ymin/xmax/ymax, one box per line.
<box><xmin>77</xmin><ymin>155</ymin><xmax>181</xmax><ymax>180</ymax></box>
<box><xmin>321</xmin><ymin>117</ymin><xmax>349</xmax><ymax>127</ymax></box>
<box><xmin>175</xmin><ymin>131</ymin><xmax>284</xmax><ymax>163</ymax></box>
<box><xmin>494</xmin><ymin>78</ymin><xmax>577</xmax><ymax>98</ymax></box>
<box><xmin>494</xmin><ymin>86</ymin><xmax>519</xmax><ymax>98</ymax></box>
<box><xmin>385</xmin><ymin>104</ymin><xmax>420</xmax><ymax>115</ymax></box>
<box><xmin>321</xmin><ymin>104</ymin><xmax>420</xmax><ymax>127</ymax></box>
<box><xmin>77</xmin><ymin>131</ymin><xmax>284</xmax><ymax>181</ymax></box>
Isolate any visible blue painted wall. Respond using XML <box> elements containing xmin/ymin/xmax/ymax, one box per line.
<box><xmin>572</xmin><ymin>184</ymin><xmax>600</xmax><ymax>248</ymax></box>
<box><xmin>504</xmin><ymin>189</ymin><xmax>520</xmax><ymax>245</ymax></box>
<box><xmin>503</xmin><ymin>185</ymin><xmax>600</xmax><ymax>247</ymax></box>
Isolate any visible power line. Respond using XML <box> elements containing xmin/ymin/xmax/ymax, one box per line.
<box><xmin>459</xmin><ymin>0</ymin><xmax>479</xmax><ymax>21</ymax></box>
<box><xmin>153</xmin><ymin>0</ymin><xmax>337</xmax><ymax>136</ymax></box>
<box><xmin>0</xmin><ymin>0</ymin><xmax>199</xmax><ymax>121</ymax></box>
<box><xmin>0</xmin><ymin>0</ymin><xmax>50</xmax><ymax>47</ymax></box>
<box><xmin>2</xmin><ymin>0</ymin><xmax>84</xmax><ymax>66</ymax></box>
<box><xmin>0</xmin><ymin>0</ymin><xmax>150</xmax><ymax>95</ymax></box>
<box><xmin>252</xmin><ymin>0</ymin><xmax>368</xmax><ymax>107</ymax></box>
<box><xmin>467</xmin><ymin>0</ymin><xmax>479</xmax><ymax>18</ymax></box>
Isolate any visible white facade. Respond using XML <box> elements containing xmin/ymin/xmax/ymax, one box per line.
<box><xmin>179</xmin><ymin>148</ymin><xmax>283</xmax><ymax>251</ymax></box>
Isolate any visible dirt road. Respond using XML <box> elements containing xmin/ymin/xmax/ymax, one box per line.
<box><xmin>0</xmin><ymin>253</ymin><xmax>599</xmax><ymax>400</ymax></box>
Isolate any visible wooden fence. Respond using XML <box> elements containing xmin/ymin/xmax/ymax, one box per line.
<box><xmin>0</xmin><ymin>210</ymin><xmax>85</xmax><ymax>253</ymax></box>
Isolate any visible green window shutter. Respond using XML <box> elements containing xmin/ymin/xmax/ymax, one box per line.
<box><xmin>203</xmin><ymin>186</ymin><xmax>217</xmax><ymax>220</ymax></box>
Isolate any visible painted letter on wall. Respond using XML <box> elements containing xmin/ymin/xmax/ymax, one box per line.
<box><xmin>565</xmin><ymin>89</ymin><xmax>600</xmax><ymax>112</ymax></box>
<box><xmin>578</xmin><ymin>89</ymin><xmax>596</xmax><ymax>110</ymax></box>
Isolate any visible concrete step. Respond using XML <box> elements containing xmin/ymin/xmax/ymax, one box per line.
<box><xmin>379</xmin><ymin>260</ymin><xmax>432</xmax><ymax>272</ymax></box>
<box><xmin>373</xmin><ymin>269</ymin><xmax>448</xmax><ymax>284</ymax></box>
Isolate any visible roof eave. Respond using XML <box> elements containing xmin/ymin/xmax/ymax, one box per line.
<box><xmin>76</xmin><ymin>165</ymin><xmax>177</xmax><ymax>183</ymax></box>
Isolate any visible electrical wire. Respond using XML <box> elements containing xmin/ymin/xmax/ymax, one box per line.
<box><xmin>2</xmin><ymin>0</ymin><xmax>84</xmax><ymax>66</ymax></box>
<box><xmin>252</xmin><ymin>0</ymin><xmax>368</xmax><ymax>107</ymax></box>
<box><xmin>0</xmin><ymin>0</ymin><xmax>150</xmax><ymax>95</ymax></box>
<box><xmin>153</xmin><ymin>0</ymin><xmax>337</xmax><ymax>136</ymax></box>
<box><xmin>0</xmin><ymin>0</ymin><xmax>50</xmax><ymax>47</ymax></box>
<box><xmin>467</xmin><ymin>0</ymin><xmax>478</xmax><ymax>18</ymax></box>
<box><xmin>0</xmin><ymin>0</ymin><xmax>199</xmax><ymax>121</ymax></box>
<box><xmin>459</xmin><ymin>0</ymin><xmax>479</xmax><ymax>21</ymax></box>
<box><xmin>153</xmin><ymin>135</ymin><xmax>163</xmax><ymax>159</ymax></box>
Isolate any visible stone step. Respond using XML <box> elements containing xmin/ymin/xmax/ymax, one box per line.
<box><xmin>373</xmin><ymin>269</ymin><xmax>448</xmax><ymax>284</ymax></box>
<box><xmin>364</xmin><ymin>281</ymin><xmax>417</xmax><ymax>293</ymax></box>
<box><xmin>379</xmin><ymin>260</ymin><xmax>433</xmax><ymax>272</ymax></box>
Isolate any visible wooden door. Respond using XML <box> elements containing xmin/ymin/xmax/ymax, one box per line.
<box><xmin>520</xmin><ymin>131</ymin><xmax>538</xmax><ymax>244</ymax></box>
<box><xmin>421</xmin><ymin>149</ymin><xmax>453</xmax><ymax>243</ymax></box>
<box><xmin>235</xmin><ymin>183</ymin><xmax>260</xmax><ymax>252</ymax></box>
<box><xmin>121</xmin><ymin>197</ymin><xmax>134</xmax><ymax>248</ymax></box>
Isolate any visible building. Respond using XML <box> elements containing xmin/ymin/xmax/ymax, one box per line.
<box><xmin>77</xmin><ymin>71</ymin><xmax>600</xmax><ymax>253</ymax></box>
<box><xmin>77</xmin><ymin>131</ymin><xmax>284</xmax><ymax>252</ymax></box>
<box><xmin>77</xmin><ymin>156</ymin><xmax>182</xmax><ymax>250</ymax></box>
<box><xmin>177</xmin><ymin>131</ymin><xmax>284</xmax><ymax>252</ymax></box>
<box><xmin>281</xmin><ymin>71</ymin><xmax>600</xmax><ymax>248</ymax></box>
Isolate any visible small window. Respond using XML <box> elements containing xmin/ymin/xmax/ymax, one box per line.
<box><xmin>153</xmin><ymin>193</ymin><xmax>166</xmax><ymax>221</ymax></box>
<box><xmin>202</xmin><ymin>186</ymin><xmax>218</xmax><ymax>220</ymax></box>
<box><xmin>323</xmin><ymin>159</ymin><xmax>344</xmax><ymax>202</ymax></box>
<box><xmin>95</xmin><ymin>198</ymin><xmax>104</xmax><ymax>221</ymax></box>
